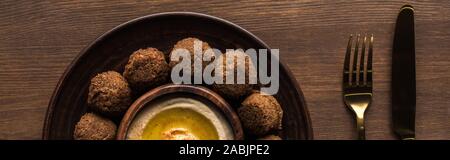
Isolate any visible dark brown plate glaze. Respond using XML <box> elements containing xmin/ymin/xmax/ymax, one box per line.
<box><xmin>116</xmin><ymin>84</ymin><xmax>244</xmax><ymax>140</ymax></box>
<box><xmin>43</xmin><ymin>12</ymin><xmax>313</xmax><ymax>140</ymax></box>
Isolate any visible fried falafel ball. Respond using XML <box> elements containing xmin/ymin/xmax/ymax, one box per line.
<box><xmin>123</xmin><ymin>48</ymin><xmax>170</xmax><ymax>92</ymax></box>
<box><xmin>169</xmin><ymin>37</ymin><xmax>212</xmax><ymax>76</ymax></box>
<box><xmin>258</xmin><ymin>135</ymin><xmax>282</xmax><ymax>140</ymax></box>
<box><xmin>73</xmin><ymin>113</ymin><xmax>117</xmax><ymax>140</ymax></box>
<box><xmin>88</xmin><ymin>71</ymin><xmax>132</xmax><ymax>117</ymax></box>
<box><xmin>238</xmin><ymin>93</ymin><xmax>283</xmax><ymax>136</ymax></box>
<box><xmin>212</xmin><ymin>50</ymin><xmax>256</xmax><ymax>100</ymax></box>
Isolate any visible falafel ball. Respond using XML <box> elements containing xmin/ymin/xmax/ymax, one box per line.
<box><xmin>258</xmin><ymin>135</ymin><xmax>282</xmax><ymax>140</ymax></box>
<box><xmin>88</xmin><ymin>71</ymin><xmax>132</xmax><ymax>117</ymax></box>
<box><xmin>212</xmin><ymin>50</ymin><xmax>256</xmax><ymax>100</ymax></box>
<box><xmin>238</xmin><ymin>93</ymin><xmax>283</xmax><ymax>136</ymax></box>
<box><xmin>169</xmin><ymin>37</ymin><xmax>212</xmax><ymax>76</ymax></box>
<box><xmin>73</xmin><ymin>113</ymin><xmax>117</xmax><ymax>140</ymax></box>
<box><xmin>123</xmin><ymin>47</ymin><xmax>170</xmax><ymax>92</ymax></box>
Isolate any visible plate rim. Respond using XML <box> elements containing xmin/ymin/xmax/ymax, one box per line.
<box><xmin>42</xmin><ymin>12</ymin><xmax>313</xmax><ymax>140</ymax></box>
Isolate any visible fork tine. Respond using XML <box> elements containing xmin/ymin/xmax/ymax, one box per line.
<box><xmin>367</xmin><ymin>34</ymin><xmax>373</xmax><ymax>85</ymax></box>
<box><xmin>343</xmin><ymin>34</ymin><xmax>353</xmax><ymax>85</ymax></box>
<box><xmin>360</xmin><ymin>35</ymin><xmax>367</xmax><ymax>85</ymax></box>
<box><xmin>352</xmin><ymin>34</ymin><xmax>360</xmax><ymax>85</ymax></box>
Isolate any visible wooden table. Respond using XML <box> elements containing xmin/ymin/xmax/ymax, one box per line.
<box><xmin>0</xmin><ymin>0</ymin><xmax>448</xmax><ymax>140</ymax></box>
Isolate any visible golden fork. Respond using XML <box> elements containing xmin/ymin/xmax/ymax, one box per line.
<box><xmin>343</xmin><ymin>34</ymin><xmax>373</xmax><ymax>140</ymax></box>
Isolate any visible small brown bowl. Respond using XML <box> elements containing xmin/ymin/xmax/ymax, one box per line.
<box><xmin>116</xmin><ymin>84</ymin><xmax>244</xmax><ymax>140</ymax></box>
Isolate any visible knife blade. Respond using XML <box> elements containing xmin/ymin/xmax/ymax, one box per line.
<box><xmin>392</xmin><ymin>5</ymin><xmax>416</xmax><ymax>140</ymax></box>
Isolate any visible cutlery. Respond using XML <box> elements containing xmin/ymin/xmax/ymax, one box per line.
<box><xmin>392</xmin><ymin>5</ymin><xmax>416</xmax><ymax>140</ymax></box>
<box><xmin>343</xmin><ymin>34</ymin><xmax>374</xmax><ymax>140</ymax></box>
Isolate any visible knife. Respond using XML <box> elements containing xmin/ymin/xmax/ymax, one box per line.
<box><xmin>392</xmin><ymin>5</ymin><xmax>416</xmax><ymax>140</ymax></box>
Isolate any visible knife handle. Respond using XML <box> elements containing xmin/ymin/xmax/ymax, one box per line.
<box><xmin>356</xmin><ymin>113</ymin><xmax>366</xmax><ymax>140</ymax></box>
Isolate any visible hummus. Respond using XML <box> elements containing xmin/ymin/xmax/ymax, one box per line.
<box><xmin>127</xmin><ymin>97</ymin><xmax>234</xmax><ymax>140</ymax></box>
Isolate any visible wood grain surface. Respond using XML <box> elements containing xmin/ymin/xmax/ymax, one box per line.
<box><xmin>0</xmin><ymin>0</ymin><xmax>449</xmax><ymax>140</ymax></box>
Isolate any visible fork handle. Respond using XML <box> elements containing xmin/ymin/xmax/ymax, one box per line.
<box><xmin>356</xmin><ymin>113</ymin><xmax>366</xmax><ymax>140</ymax></box>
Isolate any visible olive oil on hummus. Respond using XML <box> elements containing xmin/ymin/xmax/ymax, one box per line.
<box><xmin>142</xmin><ymin>108</ymin><xmax>218</xmax><ymax>140</ymax></box>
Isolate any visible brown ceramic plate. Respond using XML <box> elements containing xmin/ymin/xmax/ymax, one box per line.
<box><xmin>43</xmin><ymin>12</ymin><xmax>313</xmax><ymax>140</ymax></box>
